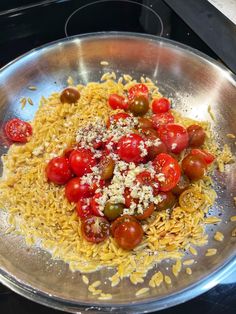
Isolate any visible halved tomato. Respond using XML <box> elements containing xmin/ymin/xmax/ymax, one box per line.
<box><xmin>81</xmin><ymin>216</ymin><xmax>110</xmax><ymax>243</ymax></box>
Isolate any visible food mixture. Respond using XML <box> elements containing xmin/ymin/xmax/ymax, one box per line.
<box><xmin>0</xmin><ymin>73</ymin><xmax>235</xmax><ymax>298</ymax></box>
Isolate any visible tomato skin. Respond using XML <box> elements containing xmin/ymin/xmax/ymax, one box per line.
<box><xmin>5</xmin><ymin>118</ymin><xmax>32</xmax><ymax>143</ymax></box>
<box><xmin>65</xmin><ymin>177</ymin><xmax>93</xmax><ymax>203</ymax></box>
<box><xmin>46</xmin><ymin>156</ymin><xmax>72</xmax><ymax>185</ymax></box>
<box><xmin>172</xmin><ymin>174</ymin><xmax>190</xmax><ymax>195</ymax></box>
<box><xmin>190</xmin><ymin>149</ymin><xmax>215</xmax><ymax>164</ymax></box>
<box><xmin>135</xmin><ymin>203</ymin><xmax>155</xmax><ymax>220</ymax></box>
<box><xmin>81</xmin><ymin>216</ymin><xmax>110</xmax><ymax>243</ymax></box>
<box><xmin>187</xmin><ymin>125</ymin><xmax>206</xmax><ymax>147</ymax></box>
<box><xmin>104</xmin><ymin>202</ymin><xmax>124</xmax><ymax>221</ymax></box>
<box><xmin>156</xmin><ymin>192</ymin><xmax>176</xmax><ymax>211</ymax></box>
<box><xmin>117</xmin><ymin>133</ymin><xmax>146</xmax><ymax>163</ymax></box>
<box><xmin>152</xmin><ymin>97</ymin><xmax>171</xmax><ymax>114</ymax></box>
<box><xmin>111</xmin><ymin>215</ymin><xmax>137</xmax><ymax>236</ymax></box>
<box><xmin>153</xmin><ymin>153</ymin><xmax>181</xmax><ymax>191</ymax></box>
<box><xmin>60</xmin><ymin>87</ymin><xmax>80</xmax><ymax>104</ymax></box>
<box><xmin>108</xmin><ymin>94</ymin><xmax>129</xmax><ymax>110</ymax></box>
<box><xmin>69</xmin><ymin>149</ymin><xmax>96</xmax><ymax>177</ymax></box>
<box><xmin>129</xmin><ymin>95</ymin><xmax>149</xmax><ymax>116</ymax></box>
<box><xmin>157</xmin><ymin>123</ymin><xmax>189</xmax><ymax>154</ymax></box>
<box><xmin>136</xmin><ymin>171</ymin><xmax>159</xmax><ymax>195</ymax></box>
<box><xmin>107</xmin><ymin>113</ymin><xmax>131</xmax><ymax>128</ymax></box>
<box><xmin>182</xmin><ymin>154</ymin><xmax>207</xmax><ymax>181</ymax></box>
<box><xmin>138</xmin><ymin>117</ymin><xmax>154</xmax><ymax>129</ymax></box>
<box><xmin>99</xmin><ymin>155</ymin><xmax>115</xmax><ymax>180</ymax></box>
<box><xmin>124</xmin><ymin>188</ymin><xmax>139</xmax><ymax>208</ymax></box>
<box><xmin>76</xmin><ymin>199</ymin><xmax>93</xmax><ymax>219</ymax></box>
<box><xmin>90</xmin><ymin>193</ymin><xmax>103</xmax><ymax>216</ymax></box>
<box><xmin>128</xmin><ymin>83</ymin><xmax>149</xmax><ymax>101</ymax></box>
<box><xmin>141</xmin><ymin>129</ymin><xmax>167</xmax><ymax>161</ymax></box>
<box><xmin>113</xmin><ymin>220</ymin><xmax>143</xmax><ymax>250</ymax></box>
<box><xmin>152</xmin><ymin>112</ymin><xmax>174</xmax><ymax>130</ymax></box>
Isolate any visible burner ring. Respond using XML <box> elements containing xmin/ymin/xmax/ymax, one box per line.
<box><xmin>65</xmin><ymin>0</ymin><xmax>164</xmax><ymax>37</ymax></box>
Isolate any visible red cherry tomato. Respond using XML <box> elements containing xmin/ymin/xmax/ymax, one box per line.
<box><xmin>107</xmin><ymin>112</ymin><xmax>131</xmax><ymax>128</ymax></box>
<box><xmin>153</xmin><ymin>153</ymin><xmax>181</xmax><ymax>192</ymax></box>
<box><xmin>46</xmin><ymin>156</ymin><xmax>72</xmax><ymax>185</ymax></box>
<box><xmin>117</xmin><ymin>133</ymin><xmax>146</xmax><ymax>163</ymax></box>
<box><xmin>111</xmin><ymin>215</ymin><xmax>137</xmax><ymax>236</ymax></box>
<box><xmin>152</xmin><ymin>97</ymin><xmax>171</xmax><ymax>114</ymax></box>
<box><xmin>76</xmin><ymin>199</ymin><xmax>93</xmax><ymax>219</ymax></box>
<box><xmin>69</xmin><ymin>149</ymin><xmax>96</xmax><ymax>177</ymax></box>
<box><xmin>141</xmin><ymin>129</ymin><xmax>167</xmax><ymax>161</ymax></box>
<box><xmin>136</xmin><ymin>171</ymin><xmax>159</xmax><ymax>195</ymax></box>
<box><xmin>190</xmin><ymin>149</ymin><xmax>215</xmax><ymax>164</ymax></box>
<box><xmin>157</xmin><ymin>123</ymin><xmax>189</xmax><ymax>154</ymax></box>
<box><xmin>124</xmin><ymin>188</ymin><xmax>139</xmax><ymax>208</ymax></box>
<box><xmin>4</xmin><ymin>118</ymin><xmax>32</xmax><ymax>143</ymax></box>
<box><xmin>113</xmin><ymin>219</ymin><xmax>143</xmax><ymax>250</ymax></box>
<box><xmin>182</xmin><ymin>154</ymin><xmax>207</xmax><ymax>181</ymax></box>
<box><xmin>81</xmin><ymin>216</ymin><xmax>110</xmax><ymax>243</ymax></box>
<box><xmin>128</xmin><ymin>83</ymin><xmax>149</xmax><ymax>101</ymax></box>
<box><xmin>152</xmin><ymin>111</ymin><xmax>174</xmax><ymax>130</ymax></box>
<box><xmin>65</xmin><ymin>177</ymin><xmax>93</xmax><ymax>203</ymax></box>
<box><xmin>135</xmin><ymin>203</ymin><xmax>155</xmax><ymax>220</ymax></box>
<box><xmin>90</xmin><ymin>193</ymin><xmax>103</xmax><ymax>216</ymax></box>
<box><xmin>108</xmin><ymin>94</ymin><xmax>129</xmax><ymax>110</ymax></box>
<box><xmin>104</xmin><ymin>136</ymin><xmax>118</xmax><ymax>153</ymax></box>
<box><xmin>63</xmin><ymin>147</ymin><xmax>75</xmax><ymax>159</ymax></box>
<box><xmin>187</xmin><ymin>125</ymin><xmax>206</xmax><ymax>147</ymax></box>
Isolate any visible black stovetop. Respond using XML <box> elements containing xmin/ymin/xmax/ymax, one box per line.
<box><xmin>0</xmin><ymin>1</ymin><xmax>236</xmax><ymax>313</ymax></box>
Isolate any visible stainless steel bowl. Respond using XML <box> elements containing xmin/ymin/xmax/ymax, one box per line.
<box><xmin>0</xmin><ymin>32</ymin><xmax>236</xmax><ymax>313</ymax></box>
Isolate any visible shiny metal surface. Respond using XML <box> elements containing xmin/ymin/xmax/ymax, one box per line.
<box><xmin>0</xmin><ymin>32</ymin><xmax>236</xmax><ymax>313</ymax></box>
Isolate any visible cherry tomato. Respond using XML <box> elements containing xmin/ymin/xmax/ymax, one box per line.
<box><xmin>157</xmin><ymin>123</ymin><xmax>189</xmax><ymax>154</ymax></box>
<box><xmin>172</xmin><ymin>174</ymin><xmax>190</xmax><ymax>195</ymax></box>
<box><xmin>104</xmin><ymin>202</ymin><xmax>124</xmax><ymax>221</ymax></box>
<box><xmin>113</xmin><ymin>219</ymin><xmax>143</xmax><ymax>250</ymax></box>
<box><xmin>156</xmin><ymin>192</ymin><xmax>176</xmax><ymax>211</ymax></box>
<box><xmin>99</xmin><ymin>155</ymin><xmax>115</xmax><ymax>180</ymax></box>
<box><xmin>117</xmin><ymin>133</ymin><xmax>146</xmax><ymax>163</ymax></box>
<box><xmin>104</xmin><ymin>137</ymin><xmax>118</xmax><ymax>154</ymax></box>
<box><xmin>111</xmin><ymin>215</ymin><xmax>137</xmax><ymax>236</ymax></box>
<box><xmin>124</xmin><ymin>188</ymin><xmax>139</xmax><ymax>208</ymax></box>
<box><xmin>187</xmin><ymin>125</ymin><xmax>206</xmax><ymax>147</ymax></box>
<box><xmin>90</xmin><ymin>193</ymin><xmax>103</xmax><ymax>216</ymax></box>
<box><xmin>138</xmin><ymin>117</ymin><xmax>154</xmax><ymax>129</ymax></box>
<box><xmin>128</xmin><ymin>83</ymin><xmax>149</xmax><ymax>101</ymax></box>
<box><xmin>152</xmin><ymin>97</ymin><xmax>171</xmax><ymax>114</ymax></box>
<box><xmin>182</xmin><ymin>154</ymin><xmax>207</xmax><ymax>181</ymax></box>
<box><xmin>4</xmin><ymin>118</ymin><xmax>32</xmax><ymax>143</ymax></box>
<box><xmin>76</xmin><ymin>199</ymin><xmax>93</xmax><ymax>219</ymax></box>
<box><xmin>190</xmin><ymin>149</ymin><xmax>215</xmax><ymax>164</ymax></box>
<box><xmin>152</xmin><ymin>111</ymin><xmax>174</xmax><ymax>130</ymax></box>
<box><xmin>153</xmin><ymin>153</ymin><xmax>181</xmax><ymax>191</ymax></box>
<box><xmin>46</xmin><ymin>156</ymin><xmax>72</xmax><ymax>185</ymax></box>
<box><xmin>60</xmin><ymin>87</ymin><xmax>80</xmax><ymax>104</ymax></box>
<box><xmin>108</xmin><ymin>94</ymin><xmax>129</xmax><ymax>110</ymax></box>
<box><xmin>129</xmin><ymin>95</ymin><xmax>149</xmax><ymax>116</ymax></box>
<box><xmin>81</xmin><ymin>216</ymin><xmax>110</xmax><ymax>243</ymax></box>
<box><xmin>69</xmin><ymin>149</ymin><xmax>96</xmax><ymax>177</ymax></box>
<box><xmin>141</xmin><ymin>130</ymin><xmax>167</xmax><ymax>161</ymax></box>
<box><xmin>92</xmin><ymin>139</ymin><xmax>104</xmax><ymax>150</ymax></box>
<box><xmin>65</xmin><ymin>177</ymin><xmax>93</xmax><ymax>203</ymax></box>
<box><xmin>107</xmin><ymin>112</ymin><xmax>131</xmax><ymax>128</ymax></box>
<box><xmin>136</xmin><ymin>171</ymin><xmax>159</xmax><ymax>195</ymax></box>
<box><xmin>63</xmin><ymin>147</ymin><xmax>75</xmax><ymax>159</ymax></box>
<box><xmin>135</xmin><ymin>203</ymin><xmax>155</xmax><ymax>220</ymax></box>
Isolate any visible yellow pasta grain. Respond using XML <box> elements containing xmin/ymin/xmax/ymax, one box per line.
<box><xmin>205</xmin><ymin>216</ymin><xmax>222</xmax><ymax>224</ymax></box>
<box><xmin>27</xmin><ymin>97</ymin><xmax>34</xmax><ymax>106</ymax></box>
<box><xmin>82</xmin><ymin>275</ymin><xmax>89</xmax><ymax>285</ymax></box>
<box><xmin>205</xmin><ymin>248</ymin><xmax>217</xmax><ymax>256</ymax></box>
<box><xmin>232</xmin><ymin>228</ymin><xmax>236</xmax><ymax>237</ymax></box>
<box><xmin>227</xmin><ymin>133</ymin><xmax>236</xmax><ymax>139</ymax></box>
<box><xmin>20</xmin><ymin>97</ymin><xmax>27</xmax><ymax>109</ymax></box>
<box><xmin>207</xmin><ymin>105</ymin><xmax>215</xmax><ymax>121</ymax></box>
<box><xmin>230</xmin><ymin>216</ymin><xmax>236</xmax><ymax>222</ymax></box>
<box><xmin>100</xmin><ymin>61</ymin><xmax>109</xmax><ymax>66</ymax></box>
<box><xmin>98</xmin><ymin>293</ymin><xmax>112</xmax><ymax>300</ymax></box>
<box><xmin>28</xmin><ymin>85</ymin><xmax>37</xmax><ymax>91</ymax></box>
<box><xmin>91</xmin><ymin>280</ymin><xmax>101</xmax><ymax>288</ymax></box>
<box><xmin>186</xmin><ymin>267</ymin><xmax>192</xmax><ymax>275</ymax></box>
<box><xmin>214</xmin><ymin>231</ymin><xmax>224</xmax><ymax>242</ymax></box>
<box><xmin>135</xmin><ymin>287</ymin><xmax>149</xmax><ymax>296</ymax></box>
<box><xmin>189</xmin><ymin>246</ymin><xmax>198</xmax><ymax>256</ymax></box>
<box><xmin>164</xmin><ymin>275</ymin><xmax>172</xmax><ymax>285</ymax></box>
<box><xmin>183</xmin><ymin>259</ymin><xmax>195</xmax><ymax>266</ymax></box>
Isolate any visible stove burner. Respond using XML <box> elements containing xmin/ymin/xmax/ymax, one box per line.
<box><xmin>65</xmin><ymin>0</ymin><xmax>164</xmax><ymax>37</ymax></box>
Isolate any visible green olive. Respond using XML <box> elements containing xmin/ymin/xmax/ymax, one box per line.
<box><xmin>156</xmin><ymin>192</ymin><xmax>176</xmax><ymax>211</ymax></box>
<box><xmin>129</xmin><ymin>95</ymin><xmax>149</xmax><ymax>116</ymax></box>
<box><xmin>172</xmin><ymin>175</ymin><xmax>190</xmax><ymax>195</ymax></box>
<box><xmin>104</xmin><ymin>202</ymin><xmax>124</xmax><ymax>220</ymax></box>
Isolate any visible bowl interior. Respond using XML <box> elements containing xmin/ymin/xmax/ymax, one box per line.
<box><xmin>0</xmin><ymin>33</ymin><xmax>236</xmax><ymax>313</ymax></box>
